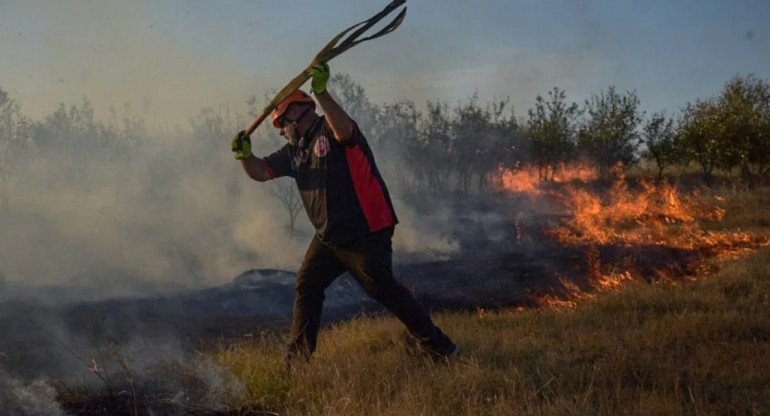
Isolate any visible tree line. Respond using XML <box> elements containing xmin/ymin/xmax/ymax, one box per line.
<box><xmin>1</xmin><ymin>73</ymin><xmax>768</xmax><ymax>214</ymax></box>
<box><xmin>327</xmin><ymin>73</ymin><xmax>770</xmax><ymax>193</ymax></box>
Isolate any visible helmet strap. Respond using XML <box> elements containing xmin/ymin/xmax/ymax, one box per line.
<box><xmin>287</xmin><ymin>122</ymin><xmax>300</xmax><ymax>146</ymax></box>
<box><xmin>289</xmin><ymin>106</ymin><xmax>314</xmax><ymax>146</ymax></box>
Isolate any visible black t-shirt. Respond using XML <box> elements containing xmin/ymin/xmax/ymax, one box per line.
<box><xmin>262</xmin><ymin>117</ymin><xmax>398</xmax><ymax>245</ymax></box>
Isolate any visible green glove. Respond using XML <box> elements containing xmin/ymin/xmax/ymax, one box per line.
<box><xmin>307</xmin><ymin>63</ymin><xmax>330</xmax><ymax>95</ymax></box>
<box><xmin>230</xmin><ymin>130</ymin><xmax>252</xmax><ymax>160</ymax></box>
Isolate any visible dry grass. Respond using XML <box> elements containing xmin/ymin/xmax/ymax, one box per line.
<box><xmin>699</xmin><ymin>185</ymin><xmax>770</xmax><ymax>232</ymax></box>
<box><xmin>215</xmin><ymin>246</ymin><xmax>770</xmax><ymax>416</ymax></box>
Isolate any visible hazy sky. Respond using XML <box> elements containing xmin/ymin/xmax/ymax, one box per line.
<box><xmin>2</xmin><ymin>0</ymin><xmax>768</xmax><ymax>130</ymax></box>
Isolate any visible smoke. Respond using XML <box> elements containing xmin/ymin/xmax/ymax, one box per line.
<box><xmin>0</xmin><ymin>92</ymin><xmax>463</xmax><ymax>305</ymax></box>
<box><xmin>0</xmin><ymin>117</ymin><xmax>459</xmax><ymax>303</ymax></box>
<box><xmin>0</xmin><ymin>368</ymin><xmax>68</xmax><ymax>416</ymax></box>
<box><xmin>0</xmin><ymin>119</ymin><xmax>311</xmax><ymax>302</ymax></box>
<box><xmin>166</xmin><ymin>358</ymin><xmax>247</xmax><ymax>413</ymax></box>
<box><xmin>112</xmin><ymin>337</ymin><xmax>246</xmax><ymax>413</ymax></box>
<box><xmin>0</xmin><ymin>305</ymin><xmax>246</xmax><ymax>413</ymax></box>
<box><xmin>391</xmin><ymin>200</ymin><xmax>461</xmax><ymax>262</ymax></box>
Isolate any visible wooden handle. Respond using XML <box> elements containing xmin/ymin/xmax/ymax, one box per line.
<box><xmin>240</xmin><ymin>0</ymin><xmax>406</xmax><ymax>138</ymax></box>
<box><xmin>245</xmin><ymin>111</ymin><xmax>269</xmax><ymax>138</ymax></box>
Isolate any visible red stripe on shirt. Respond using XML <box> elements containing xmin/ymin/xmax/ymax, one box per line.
<box><xmin>261</xmin><ymin>158</ymin><xmax>276</xmax><ymax>179</ymax></box>
<box><xmin>345</xmin><ymin>145</ymin><xmax>392</xmax><ymax>232</ymax></box>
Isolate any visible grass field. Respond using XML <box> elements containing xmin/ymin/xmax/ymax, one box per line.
<box><xmin>215</xmin><ymin>190</ymin><xmax>770</xmax><ymax>416</ymax></box>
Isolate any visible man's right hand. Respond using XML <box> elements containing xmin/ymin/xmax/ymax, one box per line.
<box><xmin>230</xmin><ymin>130</ymin><xmax>253</xmax><ymax>160</ymax></box>
<box><xmin>308</xmin><ymin>63</ymin><xmax>330</xmax><ymax>95</ymax></box>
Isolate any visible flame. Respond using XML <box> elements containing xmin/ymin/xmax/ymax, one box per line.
<box><xmin>496</xmin><ymin>162</ymin><xmax>767</xmax><ymax>310</ymax></box>
<box><xmin>498</xmin><ymin>163</ymin><xmax>598</xmax><ymax>194</ymax></box>
<box><xmin>548</xmin><ymin>168</ymin><xmax>746</xmax><ymax>250</ymax></box>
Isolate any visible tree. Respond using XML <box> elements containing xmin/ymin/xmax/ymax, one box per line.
<box><xmin>451</xmin><ymin>93</ymin><xmax>489</xmax><ymax>191</ymax></box>
<box><xmin>189</xmin><ymin>104</ymin><xmax>241</xmax><ymax>148</ymax></box>
<box><xmin>328</xmin><ymin>73</ymin><xmax>379</xmax><ymax>140</ymax></box>
<box><xmin>678</xmin><ymin>98</ymin><xmax>723</xmax><ymax>181</ymax></box>
<box><xmin>484</xmin><ymin>97</ymin><xmax>523</xmax><ymax>188</ymax></box>
<box><xmin>106</xmin><ymin>103</ymin><xmax>146</xmax><ymax>161</ymax></box>
<box><xmin>418</xmin><ymin>101</ymin><xmax>453</xmax><ymax>193</ymax></box>
<box><xmin>578</xmin><ymin>86</ymin><xmax>643</xmax><ymax>176</ymax></box>
<box><xmin>716</xmin><ymin>74</ymin><xmax>770</xmax><ymax>185</ymax></box>
<box><xmin>642</xmin><ymin>112</ymin><xmax>679</xmax><ymax>184</ymax></box>
<box><xmin>34</xmin><ymin>99</ymin><xmax>138</xmax><ymax>163</ymax></box>
<box><xmin>0</xmin><ymin>87</ymin><xmax>31</xmax><ymax>210</ymax></box>
<box><xmin>372</xmin><ymin>100</ymin><xmax>422</xmax><ymax>191</ymax></box>
<box><xmin>32</xmin><ymin>99</ymin><xmax>132</xmax><ymax>199</ymax></box>
<box><xmin>527</xmin><ymin>87</ymin><xmax>580</xmax><ymax>180</ymax></box>
<box><xmin>450</xmin><ymin>95</ymin><xmax>520</xmax><ymax>191</ymax></box>
<box><xmin>269</xmin><ymin>179</ymin><xmax>304</xmax><ymax>238</ymax></box>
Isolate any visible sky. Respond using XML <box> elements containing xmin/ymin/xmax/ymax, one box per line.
<box><xmin>1</xmin><ymin>0</ymin><xmax>769</xmax><ymax>131</ymax></box>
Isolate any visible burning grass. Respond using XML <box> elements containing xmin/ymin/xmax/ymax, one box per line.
<box><xmin>500</xmin><ymin>163</ymin><xmax>759</xmax><ymax>249</ymax></box>
<box><xmin>495</xmin><ymin>163</ymin><xmax>770</xmax><ymax>308</ymax></box>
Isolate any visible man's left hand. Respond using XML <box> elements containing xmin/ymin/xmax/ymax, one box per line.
<box><xmin>308</xmin><ymin>63</ymin><xmax>330</xmax><ymax>95</ymax></box>
<box><xmin>230</xmin><ymin>130</ymin><xmax>252</xmax><ymax>160</ymax></box>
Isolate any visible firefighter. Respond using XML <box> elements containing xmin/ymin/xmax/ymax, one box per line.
<box><xmin>230</xmin><ymin>63</ymin><xmax>459</xmax><ymax>364</ymax></box>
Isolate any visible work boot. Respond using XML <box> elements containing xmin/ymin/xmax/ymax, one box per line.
<box><xmin>403</xmin><ymin>328</ymin><xmax>460</xmax><ymax>358</ymax></box>
<box><xmin>425</xmin><ymin>340</ymin><xmax>460</xmax><ymax>358</ymax></box>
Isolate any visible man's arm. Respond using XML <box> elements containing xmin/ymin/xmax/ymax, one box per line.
<box><xmin>308</xmin><ymin>64</ymin><xmax>355</xmax><ymax>143</ymax></box>
<box><xmin>315</xmin><ymin>91</ymin><xmax>355</xmax><ymax>143</ymax></box>
<box><xmin>231</xmin><ymin>131</ymin><xmax>277</xmax><ymax>181</ymax></box>
<box><xmin>240</xmin><ymin>156</ymin><xmax>273</xmax><ymax>182</ymax></box>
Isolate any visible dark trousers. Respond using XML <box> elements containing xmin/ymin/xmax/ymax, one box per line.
<box><xmin>287</xmin><ymin>227</ymin><xmax>452</xmax><ymax>360</ymax></box>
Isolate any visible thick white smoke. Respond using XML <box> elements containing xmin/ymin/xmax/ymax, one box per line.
<box><xmin>0</xmin><ymin>368</ymin><xmax>68</xmax><ymax>416</ymax></box>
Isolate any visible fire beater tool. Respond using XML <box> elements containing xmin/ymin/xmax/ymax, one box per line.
<box><xmin>240</xmin><ymin>0</ymin><xmax>407</xmax><ymax>139</ymax></box>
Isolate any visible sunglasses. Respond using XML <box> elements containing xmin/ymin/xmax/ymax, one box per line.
<box><xmin>277</xmin><ymin>109</ymin><xmax>293</xmax><ymax>128</ymax></box>
<box><xmin>278</xmin><ymin>104</ymin><xmax>312</xmax><ymax>129</ymax></box>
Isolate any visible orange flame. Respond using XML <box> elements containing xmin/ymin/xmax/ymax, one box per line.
<box><xmin>548</xmin><ymin>168</ymin><xmax>743</xmax><ymax>250</ymax></box>
<box><xmin>498</xmin><ymin>163</ymin><xmax>598</xmax><ymax>194</ymax></box>
<box><xmin>496</xmin><ymin>163</ymin><xmax>766</xmax><ymax>310</ymax></box>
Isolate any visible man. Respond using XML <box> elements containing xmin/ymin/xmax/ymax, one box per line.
<box><xmin>230</xmin><ymin>63</ymin><xmax>459</xmax><ymax>362</ymax></box>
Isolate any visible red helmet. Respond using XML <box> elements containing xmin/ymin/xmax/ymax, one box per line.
<box><xmin>272</xmin><ymin>90</ymin><xmax>316</xmax><ymax>128</ymax></box>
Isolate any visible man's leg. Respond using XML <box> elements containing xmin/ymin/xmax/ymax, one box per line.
<box><xmin>336</xmin><ymin>228</ymin><xmax>457</xmax><ymax>356</ymax></box>
<box><xmin>288</xmin><ymin>235</ymin><xmax>345</xmax><ymax>361</ymax></box>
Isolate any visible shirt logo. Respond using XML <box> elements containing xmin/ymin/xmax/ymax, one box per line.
<box><xmin>314</xmin><ymin>136</ymin><xmax>330</xmax><ymax>157</ymax></box>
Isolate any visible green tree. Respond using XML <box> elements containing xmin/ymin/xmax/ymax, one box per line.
<box><xmin>527</xmin><ymin>87</ymin><xmax>580</xmax><ymax>181</ymax></box>
<box><xmin>642</xmin><ymin>112</ymin><xmax>679</xmax><ymax>184</ymax></box>
<box><xmin>716</xmin><ymin>74</ymin><xmax>770</xmax><ymax>185</ymax></box>
<box><xmin>578</xmin><ymin>86</ymin><xmax>643</xmax><ymax>176</ymax></box>
<box><xmin>678</xmin><ymin>98</ymin><xmax>723</xmax><ymax>181</ymax></box>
